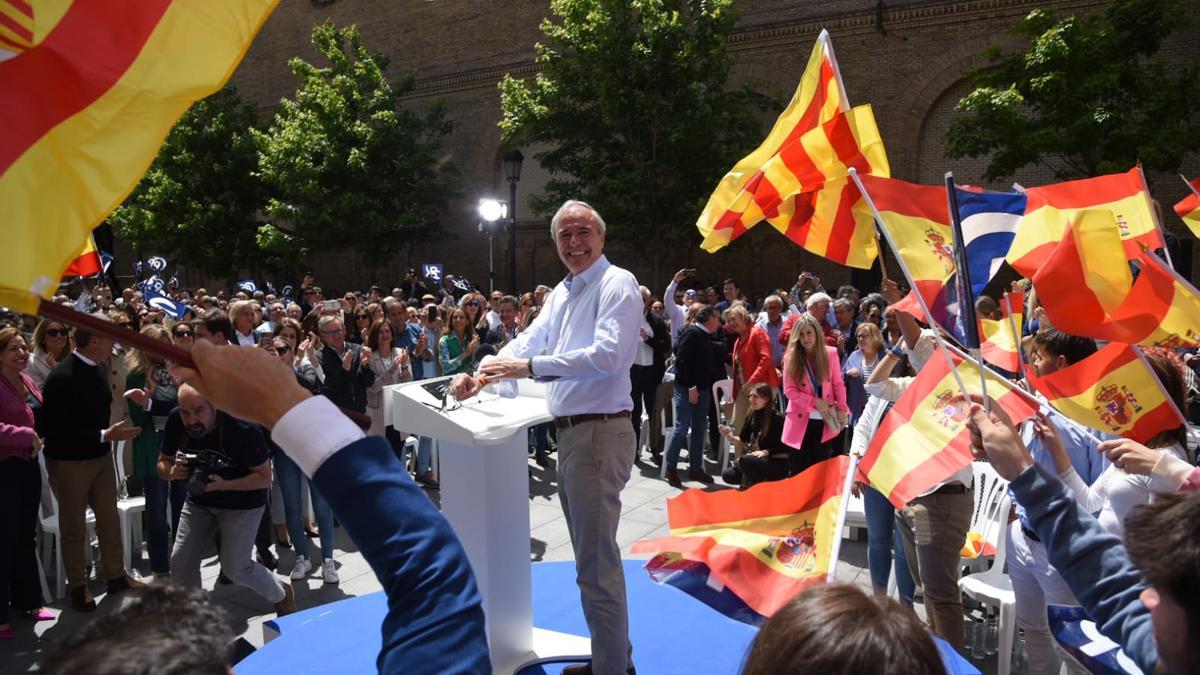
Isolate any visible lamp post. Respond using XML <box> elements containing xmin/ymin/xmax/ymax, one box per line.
<box><xmin>478</xmin><ymin>198</ymin><xmax>507</xmax><ymax>295</ymax></box>
<box><xmin>503</xmin><ymin>150</ymin><xmax>524</xmax><ymax>294</ymax></box>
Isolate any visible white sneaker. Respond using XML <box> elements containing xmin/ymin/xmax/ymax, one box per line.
<box><xmin>290</xmin><ymin>556</ymin><xmax>313</xmax><ymax>581</ymax></box>
<box><xmin>322</xmin><ymin>559</ymin><xmax>339</xmax><ymax>585</ymax></box>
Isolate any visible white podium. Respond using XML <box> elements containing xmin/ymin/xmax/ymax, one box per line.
<box><xmin>388</xmin><ymin>377</ymin><xmax>591</xmax><ymax>674</ymax></box>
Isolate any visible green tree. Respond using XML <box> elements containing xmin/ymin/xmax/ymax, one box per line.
<box><xmin>107</xmin><ymin>86</ymin><xmax>268</xmax><ymax>278</ymax></box>
<box><xmin>946</xmin><ymin>0</ymin><xmax>1200</xmax><ymax>181</ymax></box>
<box><xmin>499</xmin><ymin>0</ymin><xmax>772</xmax><ymax>277</ymax></box>
<box><xmin>256</xmin><ymin>22</ymin><xmax>457</xmax><ymax>271</ymax></box>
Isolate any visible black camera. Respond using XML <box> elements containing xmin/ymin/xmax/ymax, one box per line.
<box><xmin>178</xmin><ymin>449</ymin><xmax>233</xmax><ymax>498</ymax></box>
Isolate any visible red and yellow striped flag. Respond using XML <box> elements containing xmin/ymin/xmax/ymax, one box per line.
<box><xmin>854</xmin><ymin>174</ymin><xmax>954</xmax><ymax>322</ymax></box>
<box><xmin>0</xmin><ymin>0</ymin><xmax>279</xmax><ymax>313</ymax></box>
<box><xmin>1032</xmin><ymin>211</ymin><xmax>1200</xmax><ymax>348</ymax></box>
<box><xmin>860</xmin><ymin>347</ymin><xmax>1038</xmax><ymax>508</ymax></box>
<box><xmin>631</xmin><ymin>456</ymin><xmax>848</xmax><ymax>617</ymax></box>
<box><xmin>1028</xmin><ymin>342</ymin><xmax>1184</xmax><ymax>444</ymax></box>
<box><xmin>696</xmin><ymin>31</ymin><xmax>890</xmax><ymax>268</ymax></box>
<box><xmin>1007</xmin><ymin>168</ymin><xmax>1162</xmax><ymax>279</ymax></box>
<box><xmin>1173</xmin><ymin>176</ymin><xmax>1200</xmax><ymax>238</ymax></box>
<box><xmin>979</xmin><ymin>291</ymin><xmax>1024</xmax><ymax>372</ymax></box>
<box><xmin>63</xmin><ymin>233</ymin><xmax>102</xmax><ymax>278</ymax></box>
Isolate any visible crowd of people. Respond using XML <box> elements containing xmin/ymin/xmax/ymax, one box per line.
<box><xmin>1</xmin><ymin>198</ymin><xmax>1198</xmax><ymax>674</ymax></box>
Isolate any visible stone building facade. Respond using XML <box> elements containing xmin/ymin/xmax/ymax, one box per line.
<box><xmin>229</xmin><ymin>0</ymin><xmax>1200</xmax><ymax>300</ymax></box>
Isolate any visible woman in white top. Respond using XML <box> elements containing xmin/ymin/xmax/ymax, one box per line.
<box><xmin>1044</xmin><ymin>351</ymin><xmax>1192</xmax><ymax>537</ymax></box>
<box><xmin>365</xmin><ymin>318</ymin><xmax>412</xmax><ymax>437</ymax></box>
<box><xmin>27</xmin><ymin>319</ymin><xmax>71</xmax><ymax>389</ymax></box>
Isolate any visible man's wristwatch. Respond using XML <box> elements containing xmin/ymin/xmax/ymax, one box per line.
<box><xmin>527</xmin><ymin>358</ymin><xmax>535</xmax><ymax>378</ymax></box>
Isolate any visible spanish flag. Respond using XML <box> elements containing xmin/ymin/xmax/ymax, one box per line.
<box><xmin>696</xmin><ymin>31</ymin><xmax>890</xmax><ymax>269</ymax></box>
<box><xmin>1032</xmin><ymin>211</ymin><xmax>1200</xmax><ymax>348</ymax></box>
<box><xmin>854</xmin><ymin>174</ymin><xmax>954</xmax><ymax>323</ymax></box>
<box><xmin>1007</xmin><ymin>168</ymin><xmax>1162</xmax><ymax>279</ymax></box>
<box><xmin>631</xmin><ymin>456</ymin><xmax>847</xmax><ymax>617</ymax></box>
<box><xmin>1028</xmin><ymin>342</ymin><xmax>1184</xmax><ymax>444</ymax></box>
<box><xmin>979</xmin><ymin>291</ymin><xmax>1024</xmax><ymax>373</ymax></box>
<box><xmin>1174</xmin><ymin>176</ymin><xmax>1200</xmax><ymax>238</ymax></box>
<box><xmin>860</xmin><ymin>347</ymin><xmax>1038</xmax><ymax>508</ymax></box>
<box><xmin>63</xmin><ymin>234</ymin><xmax>103</xmax><ymax>278</ymax></box>
<box><xmin>0</xmin><ymin>0</ymin><xmax>279</xmax><ymax>313</ymax></box>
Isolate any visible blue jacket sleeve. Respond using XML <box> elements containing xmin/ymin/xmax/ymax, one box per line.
<box><xmin>311</xmin><ymin>436</ymin><xmax>489</xmax><ymax>674</ymax></box>
<box><xmin>1011</xmin><ymin>463</ymin><xmax>1158</xmax><ymax>674</ymax></box>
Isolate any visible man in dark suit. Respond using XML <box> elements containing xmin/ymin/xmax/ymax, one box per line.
<box><xmin>662</xmin><ymin>305</ymin><xmax>720</xmax><ymax>488</ymax></box>
<box><xmin>630</xmin><ymin>286</ymin><xmax>670</xmax><ymax>462</ymax></box>
<box><xmin>482</xmin><ymin>295</ymin><xmax>520</xmax><ymax>350</ymax></box>
<box><xmin>40</xmin><ymin>315</ymin><xmax>143</xmax><ymax>611</ymax></box>
<box><xmin>316</xmin><ymin>315</ymin><xmax>375</xmax><ymax>417</ymax></box>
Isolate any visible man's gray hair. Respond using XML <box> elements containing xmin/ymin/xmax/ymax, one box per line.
<box><xmin>762</xmin><ymin>294</ymin><xmax>783</xmax><ymax>310</ymax></box>
<box><xmin>806</xmin><ymin>292</ymin><xmax>833</xmax><ymax>309</ymax></box>
<box><xmin>317</xmin><ymin>315</ymin><xmax>342</xmax><ymax>332</ymax></box>
<box><xmin>550</xmin><ymin>200</ymin><xmax>607</xmax><ymax>241</ymax></box>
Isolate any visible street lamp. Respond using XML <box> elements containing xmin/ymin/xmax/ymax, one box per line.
<box><xmin>478</xmin><ymin>198</ymin><xmax>507</xmax><ymax>294</ymax></box>
<box><xmin>503</xmin><ymin>149</ymin><xmax>524</xmax><ymax>293</ymax></box>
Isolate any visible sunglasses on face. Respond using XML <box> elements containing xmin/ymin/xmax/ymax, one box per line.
<box><xmin>174</xmin><ymin>329</ymin><xmax>193</xmax><ymax>338</ymax></box>
<box><xmin>466</xmin><ymin>301</ymin><xmax>480</xmax><ymax>307</ymax></box>
<box><xmin>276</xmin><ymin>344</ymin><xmax>292</xmax><ymax>353</ymax></box>
<box><xmin>44</xmin><ymin>328</ymin><xmax>68</xmax><ymax>338</ymax></box>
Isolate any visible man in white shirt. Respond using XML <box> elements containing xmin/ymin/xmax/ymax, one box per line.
<box><xmin>452</xmin><ymin>200</ymin><xmax>642</xmax><ymax>675</ymax></box>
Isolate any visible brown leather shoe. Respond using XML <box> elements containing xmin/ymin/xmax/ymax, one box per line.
<box><xmin>105</xmin><ymin>575</ymin><xmax>144</xmax><ymax>594</ymax></box>
<box><xmin>665</xmin><ymin>468</ymin><xmax>683</xmax><ymax>489</ymax></box>
<box><xmin>70</xmin><ymin>586</ymin><xmax>96</xmax><ymax>612</ymax></box>
<box><xmin>274</xmin><ymin>583</ymin><xmax>296</xmax><ymax>616</ymax></box>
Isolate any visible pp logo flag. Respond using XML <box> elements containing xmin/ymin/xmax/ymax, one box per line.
<box><xmin>1048</xmin><ymin>605</ymin><xmax>1143</xmax><ymax>674</ymax></box>
<box><xmin>144</xmin><ymin>275</ymin><xmax>165</xmax><ymax>293</ymax></box>
<box><xmin>422</xmin><ymin>264</ymin><xmax>444</xmax><ymax>283</ymax></box>
<box><xmin>237</xmin><ymin>280</ymin><xmax>258</xmax><ymax>294</ymax></box>
<box><xmin>146</xmin><ymin>256</ymin><xmax>168</xmax><ymax>273</ymax></box>
<box><xmin>145</xmin><ymin>288</ymin><xmax>187</xmax><ymax>320</ymax></box>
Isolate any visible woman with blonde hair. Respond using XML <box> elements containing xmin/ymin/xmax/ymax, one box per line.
<box><xmin>439</xmin><ymin>307</ymin><xmax>480</xmax><ymax>376</ymax></box>
<box><xmin>781</xmin><ymin>313</ymin><xmax>848</xmax><ymax>476</ymax></box>
<box><xmin>123</xmin><ymin>324</ymin><xmax>183</xmax><ymax>578</ymax></box>
<box><xmin>843</xmin><ymin>322</ymin><xmax>884</xmax><ymax>427</ymax></box>
<box><xmin>27</xmin><ymin>318</ymin><xmax>71</xmax><ymax>389</ymax></box>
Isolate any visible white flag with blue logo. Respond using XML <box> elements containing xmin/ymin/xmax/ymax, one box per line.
<box><xmin>145</xmin><ymin>288</ymin><xmax>188</xmax><ymax>320</ymax></box>
<box><xmin>955</xmin><ymin>187</ymin><xmax>1026</xmax><ymax>296</ymax></box>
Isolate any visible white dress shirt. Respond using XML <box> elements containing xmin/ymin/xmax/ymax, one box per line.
<box><xmin>633</xmin><ymin>316</ymin><xmax>654</xmax><ymax>367</ymax></box>
<box><xmin>662</xmin><ymin>279</ymin><xmax>688</xmax><ymax>343</ymax></box>
<box><xmin>489</xmin><ymin>255</ymin><xmax>642</xmax><ymax>417</ymax></box>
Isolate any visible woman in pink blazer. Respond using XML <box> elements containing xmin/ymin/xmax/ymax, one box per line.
<box><xmin>781</xmin><ymin>314</ymin><xmax>848</xmax><ymax>476</ymax></box>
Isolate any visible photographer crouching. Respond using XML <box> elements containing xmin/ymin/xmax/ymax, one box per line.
<box><xmin>158</xmin><ymin>383</ymin><xmax>295</xmax><ymax>615</ymax></box>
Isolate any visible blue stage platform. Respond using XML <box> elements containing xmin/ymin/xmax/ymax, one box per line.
<box><xmin>236</xmin><ymin>560</ymin><xmax>980</xmax><ymax>674</ymax></box>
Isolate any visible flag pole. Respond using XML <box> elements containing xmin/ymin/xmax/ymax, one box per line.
<box><xmin>1137</xmin><ymin>165</ymin><xmax>1175</xmax><ymax>269</ymax></box>
<box><xmin>945</xmin><ymin>172</ymin><xmax>989</xmax><ymax>411</ymax></box>
<box><xmin>827</xmin><ymin>452</ymin><xmax>860</xmax><ymax>583</ymax></box>
<box><xmin>849</xmin><ymin>168</ymin><xmax>972</xmax><ymax>399</ymax></box>
<box><xmin>1002</xmin><ymin>292</ymin><xmax>1033</xmax><ymax>392</ymax></box>
<box><xmin>1131</xmin><ymin>345</ymin><xmax>1189</xmax><ymax>428</ymax></box>
<box><xmin>1183</xmin><ymin>174</ymin><xmax>1200</xmax><ymax>199</ymax></box>
<box><xmin>818</xmin><ymin>29</ymin><xmax>851</xmax><ymax>115</ymax></box>
<box><xmin>38</xmin><ymin>299</ymin><xmax>195</xmax><ymax>368</ymax></box>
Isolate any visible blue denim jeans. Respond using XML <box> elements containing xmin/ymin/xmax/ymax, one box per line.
<box><xmin>864</xmin><ymin>486</ymin><xmax>915</xmax><ymax>606</ymax></box>
<box><xmin>665</xmin><ymin>385</ymin><xmax>711</xmax><ymax>472</ymax></box>
<box><xmin>414</xmin><ymin>436</ymin><xmax>433</xmax><ymax>475</ymax></box>
<box><xmin>143</xmin><ymin>473</ymin><xmax>186</xmax><ymax>573</ymax></box>
<box><xmin>274</xmin><ymin>453</ymin><xmax>336</xmax><ymax>561</ymax></box>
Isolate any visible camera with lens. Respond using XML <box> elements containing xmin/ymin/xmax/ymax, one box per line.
<box><xmin>178</xmin><ymin>449</ymin><xmax>233</xmax><ymax>498</ymax></box>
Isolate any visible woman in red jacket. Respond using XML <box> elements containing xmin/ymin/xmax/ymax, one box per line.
<box><xmin>781</xmin><ymin>314</ymin><xmax>848</xmax><ymax>476</ymax></box>
<box><xmin>727</xmin><ymin>305</ymin><xmax>780</xmax><ymax>433</ymax></box>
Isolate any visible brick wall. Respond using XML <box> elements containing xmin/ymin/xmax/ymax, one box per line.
<box><xmin>224</xmin><ymin>0</ymin><xmax>1200</xmax><ymax>300</ymax></box>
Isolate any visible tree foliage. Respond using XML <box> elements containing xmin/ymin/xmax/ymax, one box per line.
<box><xmin>256</xmin><ymin>22</ymin><xmax>458</xmax><ymax>271</ymax></box>
<box><xmin>107</xmin><ymin>86</ymin><xmax>267</xmax><ymax>279</ymax></box>
<box><xmin>499</xmin><ymin>0</ymin><xmax>773</xmax><ymax>265</ymax></box>
<box><xmin>946</xmin><ymin>0</ymin><xmax>1200</xmax><ymax>181</ymax></box>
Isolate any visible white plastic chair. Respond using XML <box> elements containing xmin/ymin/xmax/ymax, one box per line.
<box><xmin>959</xmin><ymin>494</ymin><xmax>1016</xmax><ymax>675</ymax></box>
<box><xmin>658</xmin><ymin>373</ymin><xmax>676</xmax><ymax>480</ymax></box>
<box><xmin>113</xmin><ymin>441</ymin><xmax>145</xmax><ymax>573</ymax></box>
<box><xmin>37</xmin><ymin>452</ymin><xmax>95</xmax><ymax>600</ymax></box>
<box><xmin>711</xmin><ymin>378</ymin><xmax>734</xmax><ymax>473</ymax></box>
<box><xmin>962</xmin><ymin>461</ymin><xmax>1010</xmax><ymax>573</ymax></box>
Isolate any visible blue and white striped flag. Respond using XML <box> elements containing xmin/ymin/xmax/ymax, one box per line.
<box><xmin>955</xmin><ymin>188</ymin><xmax>1026</xmax><ymax>297</ymax></box>
<box><xmin>145</xmin><ymin>288</ymin><xmax>188</xmax><ymax>320</ymax></box>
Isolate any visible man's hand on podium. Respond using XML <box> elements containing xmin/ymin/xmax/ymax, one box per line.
<box><xmin>450</xmin><ymin>373</ymin><xmax>486</xmax><ymax>401</ymax></box>
<box><xmin>479</xmin><ymin>357</ymin><xmax>530</xmax><ymax>381</ymax></box>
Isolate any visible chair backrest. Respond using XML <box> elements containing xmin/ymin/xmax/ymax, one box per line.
<box><xmin>113</xmin><ymin>441</ymin><xmax>130</xmax><ymax>499</ymax></box>
<box><xmin>966</xmin><ymin>461</ymin><xmax>1010</xmax><ymax>567</ymax></box>
<box><xmin>712</xmin><ymin>378</ymin><xmax>733</xmax><ymax>406</ymax></box>
<box><xmin>36</xmin><ymin>451</ymin><xmax>57</xmax><ymax>519</ymax></box>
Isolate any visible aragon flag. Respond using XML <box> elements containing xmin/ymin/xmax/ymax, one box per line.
<box><xmin>631</xmin><ymin>455</ymin><xmax>848</xmax><ymax>618</ymax></box>
<box><xmin>696</xmin><ymin>31</ymin><xmax>889</xmax><ymax>269</ymax></box>
<box><xmin>0</xmin><ymin>0</ymin><xmax>279</xmax><ymax>313</ymax></box>
<box><xmin>859</xmin><ymin>346</ymin><xmax>1038</xmax><ymax>508</ymax></box>
<box><xmin>63</xmin><ymin>234</ymin><xmax>103</xmax><ymax>278</ymax></box>
<box><xmin>1032</xmin><ymin>211</ymin><xmax>1200</xmax><ymax>348</ymax></box>
<box><xmin>1028</xmin><ymin>342</ymin><xmax>1185</xmax><ymax>444</ymax></box>
<box><xmin>1174</xmin><ymin>176</ymin><xmax>1200</xmax><ymax>238</ymax></box>
<box><xmin>1007</xmin><ymin>168</ymin><xmax>1162</xmax><ymax>280</ymax></box>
